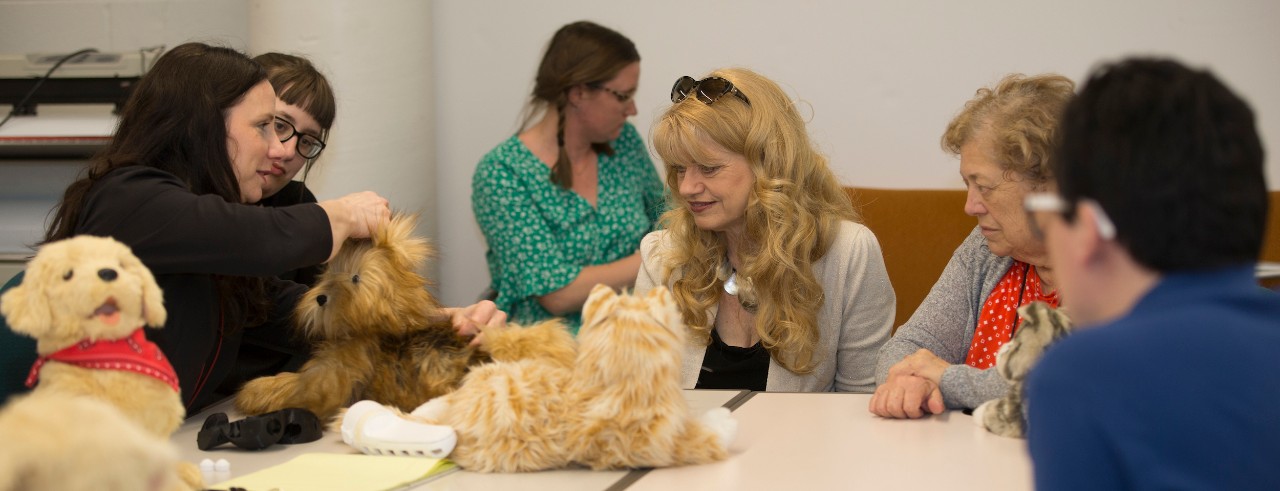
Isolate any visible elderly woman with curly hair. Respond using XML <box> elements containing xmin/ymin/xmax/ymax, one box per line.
<box><xmin>633</xmin><ymin>68</ymin><xmax>896</xmax><ymax>392</ymax></box>
<box><xmin>870</xmin><ymin>74</ymin><xmax>1075</xmax><ymax>418</ymax></box>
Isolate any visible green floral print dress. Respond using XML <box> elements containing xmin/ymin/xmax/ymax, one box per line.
<box><xmin>472</xmin><ymin>122</ymin><xmax>665</xmax><ymax>333</ymax></box>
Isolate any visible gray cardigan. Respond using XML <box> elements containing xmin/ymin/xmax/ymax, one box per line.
<box><xmin>635</xmin><ymin>221</ymin><xmax>896</xmax><ymax>393</ymax></box>
<box><xmin>875</xmin><ymin>227</ymin><xmax>1014</xmax><ymax>409</ymax></box>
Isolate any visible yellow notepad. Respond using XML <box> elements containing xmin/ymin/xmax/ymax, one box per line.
<box><xmin>212</xmin><ymin>453</ymin><xmax>457</xmax><ymax>491</ymax></box>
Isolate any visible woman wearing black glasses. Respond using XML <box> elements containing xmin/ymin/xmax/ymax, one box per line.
<box><xmin>471</xmin><ymin>21</ymin><xmax>664</xmax><ymax>334</ymax></box>
<box><xmin>633</xmin><ymin>68</ymin><xmax>895</xmax><ymax>392</ymax></box>
<box><xmin>227</xmin><ymin>52</ymin><xmax>509</xmax><ymax>403</ymax></box>
<box><xmin>216</xmin><ymin>53</ymin><xmax>336</xmax><ymax>393</ymax></box>
<box><xmin>15</xmin><ymin>43</ymin><xmax>394</xmax><ymax>413</ymax></box>
<box><xmin>254</xmin><ymin>52</ymin><xmax>334</xmax><ymax>287</ymax></box>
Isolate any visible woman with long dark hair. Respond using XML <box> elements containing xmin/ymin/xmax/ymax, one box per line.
<box><xmin>40</xmin><ymin>42</ymin><xmax>391</xmax><ymax>412</ymax></box>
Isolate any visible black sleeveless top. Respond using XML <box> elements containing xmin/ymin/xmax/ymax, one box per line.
<box><xmin>695</xmin><ymin>328</ymin><xmax>769</xmax><ymax>391</ymax></box>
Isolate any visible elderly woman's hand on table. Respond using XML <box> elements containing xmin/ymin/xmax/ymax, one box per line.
<box><xmin>869</xmin><ymin>349</ymin><xmax>949</xmax><ymax>418</ymax></box>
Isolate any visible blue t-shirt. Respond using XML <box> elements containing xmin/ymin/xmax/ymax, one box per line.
<box><xmin>1027</xmin><ymin>266</ymin><xmax>1280</xmax><ymax>490</ymax></box>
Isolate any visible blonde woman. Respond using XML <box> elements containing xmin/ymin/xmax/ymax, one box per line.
<box><xmin>634</xmin><ymin>68</ymin><xmax>895</xmax><ymax>392</ymax></box>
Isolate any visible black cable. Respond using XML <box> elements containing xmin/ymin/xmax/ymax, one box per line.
<box><xmin>0</xmin><ymin>48</ymin><xmax>99</xmax><ymax>130</ymax></box>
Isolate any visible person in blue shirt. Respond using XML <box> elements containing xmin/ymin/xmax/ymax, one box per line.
<box><xmin>1024</xmin><ymin>58</ymin><xmax>1280</xmax><ymax>490</ymax></box>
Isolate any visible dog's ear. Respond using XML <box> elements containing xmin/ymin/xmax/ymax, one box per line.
<box><xmin>1</xmin><ymin>275</ymin><xmax>53</xmax><ymax>338</ymax></box>
<box><xmin>375</xmin><ymin>212</ymin><xmax>432</xmax><ymax>271</ymax></box>
<box><xmin>120</xmin><ymin>246</ymin><xmax>166</xmax><ymax>327</ymax></box>
<box><xmin>582</xmin><ymin>284</ymin><xmax>618</xmax><ymax>327</ymax></box>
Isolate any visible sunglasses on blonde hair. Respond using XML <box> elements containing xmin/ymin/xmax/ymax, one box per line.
<box><xmin>670</xmin><ymin>76</ymin><xmax>750</xmax><ymax>106</ymax></box>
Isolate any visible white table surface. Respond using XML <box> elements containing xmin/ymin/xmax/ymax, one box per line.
<box><xmin>175</xmin><ymin>389</ymin><xmax>750</xmax><ymax>490</ymax></box>
<box><xmin>177</xmin><ymin>391</ymin><xmax>1030</xmax><ymax>490</ymax></box>
<box><xmin>626</xmin><ymin>392</ymin><xmax>1032</xmax><ymax>491</ymax></box>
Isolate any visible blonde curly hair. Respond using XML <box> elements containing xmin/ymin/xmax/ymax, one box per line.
<box><xmin>652</xmin><ymin>67</ymin><xmax>856</xmax><ymax>374</ymax></box>
<box><xmin>942</xmin><ymin>73</ymin><xmax>1075</xmax><ymax>184</ymax></box>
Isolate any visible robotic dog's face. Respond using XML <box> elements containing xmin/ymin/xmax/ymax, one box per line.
<box><xmin>295</xmin><ymin>213</ymin><xmax>441</xmax><ymax>340</ymax></box>
<box><xmin>2</xmin><ymin>236</ymin><xmax>166</xmax><ymax>353</ymax></box>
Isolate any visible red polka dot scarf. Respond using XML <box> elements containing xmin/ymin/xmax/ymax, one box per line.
<box><xmin>964</xmin><ymin>262</ymin><xmax>1060</xmax><ymax>369</ymax></box>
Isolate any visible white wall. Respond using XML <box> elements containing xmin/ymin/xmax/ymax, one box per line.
<box><xmin>432</xmin><ymin>0</ymin><xmax>1280</xmax><ymax>305</ymax></box>
<box><xmin>2</xmin><ymin>0</ymin><xmax>1278</xmax><ymax>305</ymax></box>
<box><xmin>248</xmin><ymin>0</ymin><xmax>438</xmax><ymax>262</ymax></box>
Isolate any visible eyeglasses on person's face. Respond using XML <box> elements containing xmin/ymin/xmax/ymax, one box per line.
<box><xmin>588</xmin><ymin>83</ymin><xmax>635</xmax><ymax>104</ymax></box>
<box><xmin>273</xmin><ymin>117</ymin><xmax>327</xmax><ymax>160</ymax></box>
<box><xmin>670</xmin><ymin>76</ymin><xmax>750</xmax><ymax>106</ymax></box>
<box><xmin>1023</xmin><ymin>192</ymin><xmax>1116</xmax><ymax>241</ymax></box>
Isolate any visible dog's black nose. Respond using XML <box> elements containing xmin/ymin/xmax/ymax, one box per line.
<box><xmin>316</xmin><ymin>295</ymin><xmax>327</xmax><ymax>307</ymax></box>
<box><xmin>98</xmin><ymin>268</ymin><xmax>118</xmax><ymax>281</ymax></box>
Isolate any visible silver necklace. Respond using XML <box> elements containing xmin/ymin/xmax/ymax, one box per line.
<box><xmin>724</xmin><ymin>270</ymin><xmax>740</xmax><ymax>296</ymax></box>
<box><xmin>723</xmin><ymin>269</ymin><xmax>757</xmax><ymax>313</ymax></box>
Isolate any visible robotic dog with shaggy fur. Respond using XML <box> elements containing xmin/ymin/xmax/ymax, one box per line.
<box><xmin>973</xmin><ymin>301</ymin><xmax>1073</xmax><ymax>438</ymax></box>
<box><xmin>408</xmin><ymin>285</ymin><xmax>737</xmax><ymax>472</ymax></box>
<box><xmin>235</xmin><ymin>214</ymin><xmax>490</xmax><ymax>421</ymax></box>
<box><xmin>0</xmin><ymin>236</ymin><xmax>198</xmax><ymax>490</ymax></box>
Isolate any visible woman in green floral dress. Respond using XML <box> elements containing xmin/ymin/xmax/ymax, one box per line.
<box><xmin>471</xmin><ymin>21</ymin><xmax>664</xmax><ymax>333</ymax></box>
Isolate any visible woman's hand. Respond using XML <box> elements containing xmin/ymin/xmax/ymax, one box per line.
<box><xmin>333</xmin><ymin>191</ymin><xmax>391</xmax><ymax>239</ymax></box>
<box><xmin>869</xmin><ymin>349</ymin><xmax>950</xmax><ymax>418</ymax></box>
<box><xmin>440</xmin><ymin>300</ymin><xmax>508</xmax><ymax>347</ymax></box>
<box><xmin>869</xmin><ymin>374</ymin><xmax>945</xmax><ymax>419</ymax></box>
<box><xmin>890</xmin><ymin>349</ymin><xmax>950</xmax><ymax>384</ymax></box>
<box><xmin>318</xmin><ymin>191</ymin><xmax>391</xmax><ymax>261</ymax></box>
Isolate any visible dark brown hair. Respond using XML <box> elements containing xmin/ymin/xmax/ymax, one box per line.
<box><xmin>45</xmin><ymin>42</ymin><xmax>271</xmax><ymax>329</ymax></box>
<box><xmin>526</xmin><ymin>20</ymin><xmax>639</xmax><ymax>189</ymax></box>
<box><xmin>1054</xmin><ymin>58</ymin><xmax>1266</xmax><ymax>271</ymax></box>
<box><xmin>47</xmin><ymin>42</ymin><xmax>266</xmax><ymax>241</ymax></box>
<box><xmin>253</xmin><ymin>52</ymin><xmax>336</xmax><ymax>184</ymax></box>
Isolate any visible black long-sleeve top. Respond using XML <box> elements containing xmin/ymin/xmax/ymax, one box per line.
<box><xmin>258</xmin><ymin>180</ymin><xmax>323</xmax><ymax>287</ymax></box>
<box><xmin>75</xmin><ymin>166</ymin><xmax>331</xmax><ymax>412</ymax></box>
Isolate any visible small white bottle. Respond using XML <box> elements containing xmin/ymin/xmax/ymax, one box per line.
<box><xmin>341</xmin><ymin>400</ymin><xmax>457</xmax><ymax>458</ymax></box>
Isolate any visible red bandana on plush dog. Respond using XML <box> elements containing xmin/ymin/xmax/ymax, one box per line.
<box><xmin>25</xmin><ymin>328</ymin><xmax>179</xmax><ymax>392</ymax></box>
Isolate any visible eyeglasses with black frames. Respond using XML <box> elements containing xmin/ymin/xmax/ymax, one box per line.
<box><xmin>273</xmin><ymin>117</ymin><xmax>327</xmax><ymax>160</ymax></box>
<box><xmin>588</xmin><ymin>83</ymin><xmax>635</xmax><ymax>104</ymax></box>
<box><xmin>670</xmin><ymin>75</ymin><xmax>750</xmax><ymax>106</ymax></box>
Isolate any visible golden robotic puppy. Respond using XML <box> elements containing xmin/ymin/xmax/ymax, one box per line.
<box><xmin>1</xmin><ymin>235</ymin><xmax>200</xmax><ymax>490</ymax></box>
<box><xmin>0</xmin><ymin>392</ymin><xmax>183</xmax><ymax>491</ymax></box>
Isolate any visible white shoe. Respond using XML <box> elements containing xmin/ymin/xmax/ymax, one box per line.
<box><xmin>341</xmin><ymin>400</ymin><xmax>457</xmax><ymax>458</ymax></box>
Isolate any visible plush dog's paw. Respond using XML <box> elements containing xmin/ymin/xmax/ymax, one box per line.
<box><xmin>234</xmin><ymin>373</ymin><xmax>299</xmax><ymax>415</ymax></box>
<box><xmin>699</xmin><ymin>407</ymin><xmax>738</xmax><ymax>449</ymax></box>
<box><xmin>975</xmin><ymin>398</ymin><xmax>1025</xmax><ymax>438</ymax></box>
<box><xmin>971</xmin><ymin>401</ymin><xmax>992</xmax><ymax>428</ymax></box>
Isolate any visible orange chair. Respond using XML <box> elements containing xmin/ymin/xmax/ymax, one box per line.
<box><xmin>845</xmin><ymin>188</ymin><xmax>972</xmax><ymax>330</ymax></box>
<box><xmin>1262</xmin><ymin>191</ymin><xmax>1280</xmax><ymax>263</ymax></box>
